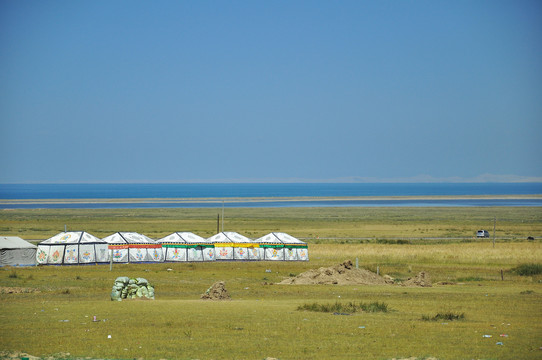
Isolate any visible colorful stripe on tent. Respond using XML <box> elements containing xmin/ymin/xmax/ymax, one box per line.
<box><xmin>214</xmin><ymin>243</ymin><xmax>260</xmax><ymax>248</ymax></box>
<box><xmin>162</xmin><ymin>244</ymin><xmax>214</xmax><ymax>248</ymax></box>
<box><xmin>108</xmin><ymin>244</ymin><xmax>161</xmax><ymax>249</ymax></box>
<box><xmin>259</xmin><ymin>244</ymin><xmax>284</xmax><ymax>248</ymax></box>
<box><xmin>108</xmin><ymin>244</ymin><xmax>129</xmax><ymax>249</ymax></box>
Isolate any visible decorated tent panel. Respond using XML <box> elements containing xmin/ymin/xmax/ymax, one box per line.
<box><xmin>255</xmin><ymin>233</ymin><xmax>285</xmax><ymax>261</ymax></box>
<box><xmin>103</xmin><ymin>232</ymin><xmax>163</xmax><ymax>263</ymax></box>
<box><xmin>0</xmin><ymin>236</ymin><xmax>37</xmax><ymax>266</ymax></box>
<box><xmin>182</xmin><ymin>232</ymin><xmax>215</xmax><ymax>261</ymax></box>
<box><xmin>36</xmin><ymin>232</ymin><xmax>109</xmax><ymax>265</ymax></box>
<box><xmin>158</xmin><ymin>232</ymin><xmax>215</xmax><ymax>262</ymax></box>
<box><xmin>270</xmin><ymin>232</ymin><xmax>308</xmax><ymax>261</ymax></box>
<box><xmin>208</xmin><ymin>232</ymin><xmax>258</xmax><ymax>261</ymax></box>
<box><xmin>157</xmin><ymin>233</ymin><xmax>187</xmax><ymax>262</ymax></box>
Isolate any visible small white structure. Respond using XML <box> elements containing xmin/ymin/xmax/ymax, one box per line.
<box><xmin>157</xmin><ymin>232</ymin><xmax>215</xmax><ymax>262</ymax></box>
<box><xmin>255</xmin><ymin>233</ymin><xmax>285</xmax><ymax>261</ymax></box>
<box><xmin>207</xmin><ymin>232</ymin><xmax>259</xmax><ymax>261</ymax></box>
<box><xmin>102</xmin><ymin>232</ymin><xmax>162</xmax><ymax>263</ymax></box>
<box><xmin>258</xmin><ymin>232</ymin><xmax>308</xmax><ymax>261</ymax></box>
<box><xmin>0</xmin><ymin>236</ymin><xmax>37</xmax><ymax>266</ymax></box>
<box><xmin>36</xmin><ymin>232</ymin><xmax>109</xmax><ymax>265</ymax></box>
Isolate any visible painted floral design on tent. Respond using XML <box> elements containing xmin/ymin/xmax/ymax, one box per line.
<box><xmin>207</xmin><ymin>232</ymin><xmax>259</xmax><ymax>261</ymax></box>
<box><xmin>102</xmin><ymin>232</ymin><xmax>162</xmax><ymax>263</ymax></box>
<box><xmin>157</xmin><ymin>232</ymin><xmax>215</xmax><ymax>262</ymax></box>
<box><xmin>255</xmin><ymin>232</ymin><xmax>309</xmax><ymax>261</ymax></box>
<box><xmin>36</xmin><ymin>231</ymin><xmax>109</xmax><ymax>265</ymax></box>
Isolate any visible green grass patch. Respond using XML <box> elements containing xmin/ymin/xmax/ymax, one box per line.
<box><xmin>512</xmin><ymin>263</ymin><xmax>542</xmax><ymax>276</ymax></box>
<box><xmin>297</xmin><ymin>301</ymin><xmax>389</xmax><ymax>314</ymax></box>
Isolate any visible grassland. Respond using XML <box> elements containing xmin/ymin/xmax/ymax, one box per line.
<box><xmin>1</xmin><ymin>206</ymin><xmax>541</xmax><ymax>359</ymax></box>
<box><xmin>0</xmin><ymin>206</ymin><xmax>540</xmax><ymax>241</ymax></box>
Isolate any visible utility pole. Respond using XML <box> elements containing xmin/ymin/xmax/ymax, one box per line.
<box><xmin>222</xmin><ymin>201</ymin><xmax>224</xmax><ymax>232</ymax></box>
<box><xmin>217</xmin><ymin>214</ymin><xmax>220</xmax><ymax>234</ymax></box>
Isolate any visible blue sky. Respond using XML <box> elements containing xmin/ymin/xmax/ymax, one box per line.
<box><xmin>1</xmin><ymin>0</ymin><xmax>541</xmax><ymax>183</ymax></box>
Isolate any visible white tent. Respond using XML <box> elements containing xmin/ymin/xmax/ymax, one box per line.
<box><xmin>102</xmin><ymin>232</ymin><xmax>163</xmax><ymax>263</ymax></box>
<box><xmin>157</xmin><ymin>232</ymin><xmax>215</xmax><ymax>262</ymax></box>
<box><xmin>255</xmin><ymin>233</ymin><xmax>285</xmax><ymax>261</ymax></box>
<box><xmin>207</xmin><ymin>232</ymin><xmax>259</xmax><ymax>261</ymax></box>
<box><xmin>259</xmin><ymin>232</ymin><xmax>308</xmax><ymax>261</ymax></box>
<box><xmin>36</xmin><ymin>232</ymin><xmax>109</xmax><ymax>265</ymax></box>
<box><xmin>0</xmin><ymin>236</ymin><xmax>37</xmax><ymax>266</ymax></box>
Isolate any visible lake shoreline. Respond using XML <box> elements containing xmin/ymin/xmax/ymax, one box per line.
<box><xmin>1</xmin><ymin>194</ymin><xmax>541</xmax><ymax>205</ymax></box>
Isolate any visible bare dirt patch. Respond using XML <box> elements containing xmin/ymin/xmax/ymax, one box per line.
<box><xmin>201</xmin><ymin>281</ymin><xmax>231</xmax><ymax>300</ymax></box>
<box><xmin>0</xmin><ymin>287</ymin><xmax>40</xmax><ymax>294</ymax></box>
<box><xmin>278</xmin><ymin>260</ymin><xmax>433</xmax><ymax>287</ymax></box>
<box><xmin>279</xmin><ymin>260</ymin><xmax>395</xmax><ymax>285</ymax></box>
<box><xmin>402</xmin><ymin>271</ymin><xmax>432</xmax><ymax>287</ymax></box>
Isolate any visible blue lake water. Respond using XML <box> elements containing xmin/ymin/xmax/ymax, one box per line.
<box><xmin>0</xmin><ymin>183</ymin><xmax>541</xmax><ymax>208</ymax></box>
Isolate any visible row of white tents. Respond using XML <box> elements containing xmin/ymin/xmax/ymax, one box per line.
<box><xmin>30</xmin><ymin>231</ymin><xmax>308</xmax><ymax>265</ymax></box>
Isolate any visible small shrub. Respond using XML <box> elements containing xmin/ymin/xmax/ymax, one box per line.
<box><xmin>512</xmin><ymin>263</ymin><xmax>542</xmax><ymax>276</ymax></box>
<box><xmin>26</xmin><ymin>274</ymin><xmax>34</xmax><ymax>280</ymax></box>
<box><xmin>360</xmin><ymin>301</ymin><xmax>389</xmax><ymax>313</ymax></box>
<box><xmin>422</xmin><ymin>312</ymin><xmax>465</xmax><ymax>321</ymax></box>
<box><xmin>520</xmin><ymin>290</ymin><xmax>535</xmax><ymax>295</ymax></box>
<box><xmin>76</xmin><ymin>275</ymin><xmax>82</xmax><ymax>280</ymax></box>
<box><xmin>8</xmin><ymin>270</ymin><xmax>18</xmax><ymax>279</ymax></box>
<box><xmin>297</xmin><ymin>301</ymin><xmax>390</xmax><ymax>314</ymax></box>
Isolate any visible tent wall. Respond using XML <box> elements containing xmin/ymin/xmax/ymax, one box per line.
<box><xmin>0</xmin><ymin>248</ymin><xmax>36</xmax><ymax>266</ymax></box>
<box><xmin>110</xmin><ymin>247</ymin><xmax>129</xmax><ymax>263</ymax></box>
<box><xmin>261</xmin><ymin>246</ymin><xmax>284</xmax><ymax>261</ymax></box>
<box><xmin>163</xmin><ymin>246</ymin><xmax>188</xmax><ymax>262</ymax></box>
<box><xmin>214</xmin><ymin>243</ymin><xmax>234</xmax><ymax>260</ymax></box>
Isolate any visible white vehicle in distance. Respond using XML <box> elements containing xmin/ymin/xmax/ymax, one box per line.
<box><xmin>477</xmin><ymin>230</ymin><xmax>490</xmax><ymax>238</ymax></box>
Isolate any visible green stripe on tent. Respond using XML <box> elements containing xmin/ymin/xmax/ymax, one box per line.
<box><xmin>162</xmin><ymin>244</ymin><xmax>215</xmax><ymax>249</ymax></box>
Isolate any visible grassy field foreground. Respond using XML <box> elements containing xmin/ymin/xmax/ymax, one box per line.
<box><xmin>1</xmin><ymin>242</ymin><xmax>542</xmax><ymax>360</ymax></box>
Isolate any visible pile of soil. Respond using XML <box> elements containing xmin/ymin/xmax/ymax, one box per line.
<box><xmin>279</xmin><ymin>260</ymin><xmax>394</xmax><ymax>285</ymax></box>
<box><xmin>201</xmin><ymin>281</ymin><xmax>231</xmax><ymax>300</ymax></box>
<box><xmin>402</xmin><ymin>271</ymin><xmax>432</xmax><ymax>287</ymax></box>
<box><xmin>0</xmin><ymin>287</ymin><xmax>40</xmax><ymax>294</ymax></box>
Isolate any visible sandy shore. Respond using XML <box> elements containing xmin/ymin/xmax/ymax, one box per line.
<box><xmin>1</xmin><ymin>194</ymin><xmax>541</xmax><ymax>205</ymax></box>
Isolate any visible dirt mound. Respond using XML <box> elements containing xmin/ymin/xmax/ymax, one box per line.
<box><xmin>201</xmin><ymin>281</ymin><xmax>231</xmax><ymax>300</ymax></box>
<box><xmin>279</xmin><ymin>260</ymin><xmax>394</xmax><ymax>285</ymax></box>
<box><xmin>403</xmin><ymin>271</ymin><xmax>432</xmax><ymax>287</ymax></box>
<box><xmin>0</xmin><ymin>287</ymin><xmax>40</xmax><ymax>294</ymax></box>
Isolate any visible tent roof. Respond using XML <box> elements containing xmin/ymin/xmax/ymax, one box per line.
<box><xmin>39</xmin><ymin>232</ymin><xmax>105</xmax><ymax>245</ymax></box>
<box><xmin>157</xmin><ymin>233</ymin><xmax>186</xmax><ymax>244</ymax></box>
<box><xmin>157</xmin><ymin>232</ymin><xmax>210</xmax><ymax>244</ymax></box>
<box><xmin>258</xmin><ymin>232</ymin><xmax>306</xmax><ymax>245</ymax></box>
<box><xmin>102</xmin><ymin>232</ymin><xmax>157</xmax><ymax>244</ymax></box>
<box><xmin>0</xmin><ymin>236</ymin><xmax>37</xmax><ymax>249</ymax></box>
<box><xmin>207</xmin><ymin>232</ymin><xmax>252</xmax><ymax>243</ymax></box>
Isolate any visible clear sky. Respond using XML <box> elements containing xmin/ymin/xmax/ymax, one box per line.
<box><xmin>1</xmin><ymin>0</ymin><xmax>541</xmax><ymax>183</ymax></box>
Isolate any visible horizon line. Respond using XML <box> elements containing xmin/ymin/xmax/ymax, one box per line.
<box><xmin>2</xmin><ymin>174</ymin><xmax>542</xmax><ymax>185</ymax></box>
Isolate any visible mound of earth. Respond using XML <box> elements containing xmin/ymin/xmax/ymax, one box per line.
<box><xmin>201</xmin><ymin>281</ymin><xmax>231</xmax><ymax>300</ymax></box>
<box><xmin>0</xmin><ymin>287</ymin><xmax>40</xmax><ymax>294</ymax></box>
<box><xmin>402</xmin><ymin>271</ymin><xmax>432</xmax><ymax>287</ymax></box>
<box><xmin>279</xmin><ymin>260</ymin><xmax>394</xmax><ymax>285</ymax></box>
